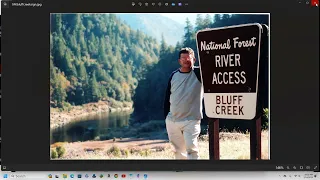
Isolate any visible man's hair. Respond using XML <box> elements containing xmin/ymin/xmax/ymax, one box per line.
<box><xmin>179</xmin><ymin>47</ymin><xmax>195</xmax><ymax>59</ymax></box>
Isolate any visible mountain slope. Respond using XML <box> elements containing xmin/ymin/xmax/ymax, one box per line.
<box><xmin>116</xmin><ymin>14</ymin><xmax>184</xmax><ymax>46</ymax></box>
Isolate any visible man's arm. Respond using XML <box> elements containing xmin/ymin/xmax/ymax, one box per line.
<box><xmin>193</xmin><ymin>66</ymin><xmax>202</xmax><ymax>83</ymax></box>
<box><xmin>164</xmin><ymin>77</ymin><xmax>171</xmax><ymax>119</ymax></box>
<box><xmin>163</xmin><ymin>71</ymin><xmax>176</xmax><ymax>119</ymax></box>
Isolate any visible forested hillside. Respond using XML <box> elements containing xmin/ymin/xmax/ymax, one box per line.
<box><xmin>50</xmin><ymin>14</ymin><xmax>160</xmax><ymax>108</ymax></box>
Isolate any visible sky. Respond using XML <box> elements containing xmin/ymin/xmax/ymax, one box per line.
<box><xmin>159</xmin><ymin>13</ymin><xmax>217</xmax><ymax>26</ymax></box>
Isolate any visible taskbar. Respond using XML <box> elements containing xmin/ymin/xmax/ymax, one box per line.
<box><xmin>0</xmin><ymin>169</ymin><xmax>319</xmax><ymax>180</ymax></box>
<box><xmin>1</xmin><ymin>164</ymin><xmax>319</xmax><ymax>172</ymax></box>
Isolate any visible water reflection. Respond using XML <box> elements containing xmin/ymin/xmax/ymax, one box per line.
<box><xmin>50</xmin><ymin>111</ymin><xmax>131</xmax><ymax>144</ymax></box>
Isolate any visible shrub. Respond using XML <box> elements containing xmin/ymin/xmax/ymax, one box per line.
<box><xmin>262</xmin><ymin>122</ymin><xmax>269</xmax><ymax>130</ymax></box>
<box><xmin>109</xmin><ymin>98</ymin><xmax>122</xmax><ymax>108</ymax></box>
<box><xmin>51</xmin><ymin>149</ymin><xmax>58</xmax><ymax>159</ymax></box>
<box><xmin>263</xmin><ymin>108</ymin><xmax>269</xmax><ymax>119</ymax></box>
<box><xmin>262</xmin><ymin>108</ymin><xmax>269</xmax><ymax>130</ymax></box>
<box><xmin>139</xmin><ymin>150</ymin><xmax>146</xmax><ymax>157</ymax></box>
<box><xmin>56</xmin><ymin>146</ymin><xmax>66</xmax><ymax>158</ymax></box>
<box><xmin>145</xmin><ymin>149</ymin><xmax>151</xmax><ymax>156</ymax></box>
<box><xmin>108</xmin><ymin>146</ymin><xmax>121</xmax><ymax>157</ymax></box>
<box><xmin>63</xmin><ymin>102</ymin><xmax>72</xmax><ymax>112</ymax></box>
<box><xmin>124</xmin><ymin>149</ymin><xmax>130</xmax><ymax>157</ymax></box>
<box><xmin>139</xmin><ymin>149</ymin><xmax>151</xmax><ymax>157</ymax></box>
<box><xmin>130</xmin><ymin>148</ymin><xmax>138</xmax><ymax>154</ymax></box>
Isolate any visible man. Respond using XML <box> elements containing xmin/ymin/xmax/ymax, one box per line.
<box><xmin>164</xmin><ymin>47</ymin><xmax>204</xmax><ymax>159</ymax></box>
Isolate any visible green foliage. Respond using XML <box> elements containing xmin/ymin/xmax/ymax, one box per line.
<box><xmin>56</xmin><ymin>146</ymin><xmax>66</xmax><ymax>158</ymax></box>
<box><xmin>263</xmin><ymin>108</ymin><xmax>269</xmax><ymax>119</ymax></box>
<box><xmin>76</xmin><ymin>62</ymin><xmax>87</xmax><ymax>83</ymax></box>
<box><xmin>262</xmin><ymin>108</ymin><xmax>269</xmax><ymax>130</ymax></box>
<box><xmin>109</xmin><ymin>98</ymin><xmax>123</xmax><ymax>108</ymax></box>
<box><xmin>62</xmin><ymin>102</ymin><xmax>72</xmax><ymax>112</ymax></box>
<box><xmin>54</xmin><ymin>81</ymin><xmax>67</xmax><ymax>108</ymax></box>
<box><xmin>88</xmin><ymin>73</ymin><xmax>100</xmax><ymax>102</ymax></box>
<box><xmin>139</xmin><ymin>149</ymin><xmax>151</xmax><ymax>157</ymax></box>
<box><xmin>183</xmin><ymin>18</ymin><xmax>195</xmax><ymax>48</ymax></box>
<box><xmin>262</xmin><ymin>122</ymin><xmax>269</xmax><ymax>130</ymax></box>
<box><xmin>50</xmin><ymin>13</ymin><xmax>160</xmax><ymax>108</ymax></box>
<box><xmin>107</xmin><ymin>146</ymin><xmax>121</xmax><ymax>157</ymax></box>
<box><xmin>51</xmin><ymin>149</ymin><xmax>58</xmax><ymax>159</ymax></box>
<box><xmin>124</xmin><ymin>149</ymin><xmax>130</xmax><ymax>157</ymax></box>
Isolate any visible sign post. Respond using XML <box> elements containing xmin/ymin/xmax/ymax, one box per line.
<box><xmin>250</xmin><ymin>116</ymin><xmax>262</xmax><ymax>160</ymax></box>
<box><xmin>196</xmin><ymin>23</ymin><xmax>263</xmax><ymax>160</ymax></box>
<box><xmin>208</xmin><ymin>118</ymin><xmax>219</xmax><ymax>160</ymax></box>
<box><xmin>250</xmin><ymin>24</ymin><xmax>269</xmax><ymax>160</ymax></box>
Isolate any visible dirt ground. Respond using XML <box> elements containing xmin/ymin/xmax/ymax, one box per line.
<box><xmin>51</xmin><ymin>131</ymin><xmax>269</xmax><ymax>160</ymax></box>
<box><xmin>62</xmin><ymin>138</ymin><xmax>170</xmax><ymax>151</ymax></box>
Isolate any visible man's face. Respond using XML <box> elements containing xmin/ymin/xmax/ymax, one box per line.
<box><xmin>179</xmin><ymin>53</ymin><xmax>195</xmax><ymax>69</ymax></box>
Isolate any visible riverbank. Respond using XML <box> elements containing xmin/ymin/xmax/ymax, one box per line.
<box><xmin>50</xmin><ymin>100</ymin><xmax>133</xmax><ymax>129</ymax></box>
<box><xmin>50</xmin><ymin>130</ymin><xmax>269</xmax><ymax>160</ymax></box>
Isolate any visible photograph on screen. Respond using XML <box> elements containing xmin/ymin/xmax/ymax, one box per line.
<box><xmin>50</xmin><ymin>13</ymin><xmax>270</xmax><ymax>160</ymax></box>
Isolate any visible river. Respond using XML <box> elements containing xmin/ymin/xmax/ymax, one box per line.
<box><xmin>50</xmin><ymin>111</ymin><xmax>132</xmax><ymax>144</ymax></box>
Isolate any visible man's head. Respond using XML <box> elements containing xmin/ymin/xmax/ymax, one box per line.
<box><xmin>178</xmin><ymin>47</ymin><xmax>196</xmax><ymax>69</ymax></box>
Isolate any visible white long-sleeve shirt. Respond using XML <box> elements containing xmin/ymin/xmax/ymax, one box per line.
<box><xmin>164</xmin><ymin>66</ymin><xmax>204</xmax><ymax>121</ymax></box>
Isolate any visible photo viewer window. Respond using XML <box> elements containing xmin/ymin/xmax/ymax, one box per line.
<box><xmin>1</xmin><ymin>0</ymin><xmax>319</xmax><ymax>174</ymax></box>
